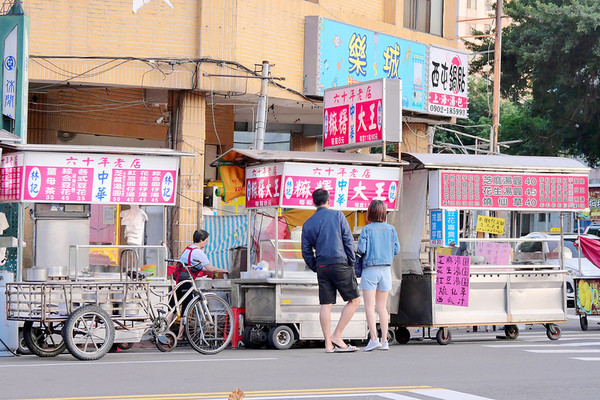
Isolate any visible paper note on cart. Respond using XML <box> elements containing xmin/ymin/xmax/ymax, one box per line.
<box><xmin>436</xmin><ymin>255</ymin><xmax>470</xmax><ymax>307</ymax></box>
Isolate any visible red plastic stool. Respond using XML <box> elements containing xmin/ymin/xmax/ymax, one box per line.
<box><xmin>231</xmin><ymin>307</ymin><xmax>245</xmax><ymax>349</ymax></box>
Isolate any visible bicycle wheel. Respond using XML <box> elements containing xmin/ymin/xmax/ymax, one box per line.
<box><xmin>63</xmin><ymin>305</ymin><xmax>115</xmax><ymax>361</ymax></box>
<box><xmin>23</xmin><ymin>321</ymin><xmax>66</xmax><ymax>357</ymax></box>
<box><xmin>184</xmin><ymin>293</ymin><xmax>233</xmax><ymax>355</ymax></box>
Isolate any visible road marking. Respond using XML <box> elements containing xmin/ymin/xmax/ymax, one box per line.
<box><xmin>570</xmin><ymin>357</ymin><xmax>600</xmax><ymax>361</ymax></box>
<box><xmin>484</xmin><ymin>341</ymin><xmax>600</xmax><ymax>348</ymax></box>
<box><xmin>525</xmin><ymin>349</ymin><xmax>600</xmax><ymax>353</ymax></box>
<box><xmin>12</xmin><ymin>387</ymin><xmax>496</xmax><ymax>400</ymax></box>
<box><xmin>409</xmin><ymin>388</ymin><xmax>494</xmax><ymax>400</ymax></box>
<box><xmin>0</xmin><ymin>357</ymin><xmax>276</xmax><ymax>369</ymax></box>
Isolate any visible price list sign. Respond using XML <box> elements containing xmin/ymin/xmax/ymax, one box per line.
<box><xmin>438</xmin><ymin>171</ymin><xmax>588</xmax><ymax>211</ymax></box>
<box><xmin>436</xmin><ymin>254</ymin><xmax>470</xmax><ymax>307</ymax></box>
<box><xmin>0</xmin><ymin>153</ymin><xmax>23</xmax><ymax>201</ymax></box>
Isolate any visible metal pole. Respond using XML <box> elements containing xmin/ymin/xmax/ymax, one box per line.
<box><xmin>490</xmin><ymin>0</ymin><xmax>503</xmax><ymax>154</ymax></box>
<box><xmin>253</xmin><ymin>61</ymin><xmax>270</xmax><ymax>151</ymax></box>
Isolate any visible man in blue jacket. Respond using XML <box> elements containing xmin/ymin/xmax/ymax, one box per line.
<box><xmin>301</xmin><ymin>188</ymin><xmax>360</xmax><ymax>353</ymax></box>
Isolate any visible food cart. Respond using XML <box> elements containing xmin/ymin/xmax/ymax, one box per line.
<box><xmin>212</xmin><ymin>149</ymin><xmax>405</xmax><ymax>349</ymax></box>
<box><xmin>0</xmin><ymin>144</ymin><xmax>191</xmax><ymax>355</ymax></box>
<box><xmin>391</xmin><ymin>152</ymin><xmax>590</xmax><ymax>344</ymax></box>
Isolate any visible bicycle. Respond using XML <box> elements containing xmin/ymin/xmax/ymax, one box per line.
<box><xmin>149</xmin><ymin>259</ymin><xmax>234</xmax><ymax>354</ymax></box>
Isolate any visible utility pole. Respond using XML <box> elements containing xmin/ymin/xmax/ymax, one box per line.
<box><xmin>253</xmin><ymin>60</ymin><xmax>270</xmax><ymax>151</ymax></box>
<box><xmin>490</xmin><ymin>0</ymin><xmax>503</xmax><ymax>154</ymax></box>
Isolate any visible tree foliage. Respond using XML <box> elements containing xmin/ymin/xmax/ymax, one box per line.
<box><xmin>465</xmin><ymin>0</ymin><xmax>600</xmax><ymax>166</ymax></box>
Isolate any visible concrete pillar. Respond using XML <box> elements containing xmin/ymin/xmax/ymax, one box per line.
<box><xmin>174</xmin><ymin>92</ymin><xmax>206</xmax><ymax>256</ymax></box>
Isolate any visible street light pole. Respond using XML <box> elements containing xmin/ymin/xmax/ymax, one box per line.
<box><xmin>253</xmin><ymin>60</ymin><xmax>270</xmax><ymax>151</ymax></box>
<box><xmin>491</xmin><ymin>0</ymin><xmax>503</xmax><ymax>154</ymax></box>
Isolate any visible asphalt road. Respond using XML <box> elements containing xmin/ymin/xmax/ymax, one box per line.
<box><xmin>1</xmin><ymin>308</ymin><xmax>599</xmax><ymax>400</ymax></box>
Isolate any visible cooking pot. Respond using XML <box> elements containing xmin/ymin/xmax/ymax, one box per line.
<box><xmin>23</xmin><ymin>267</ymin><xmax>49</xmax><ymax>282</ymax></box>
<box><xmin>47</xmin><ymin>266</ymin><xmax>69</xmax><ymax>279</ymax></box>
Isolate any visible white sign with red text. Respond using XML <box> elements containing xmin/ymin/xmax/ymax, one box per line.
<box><xmin>427</xmin><ymin>46</ymin><xmax>469</xmax><ymax>119</ymax></box>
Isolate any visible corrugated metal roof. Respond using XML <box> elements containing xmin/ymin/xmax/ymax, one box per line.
<box><xmin>211</xmin><ymin>149</ymin><xmax>406</xmax><ymax>167</ymax></box>
<box><xmin>402</xmin><ymin>152</ymin><xmax>590</xmax><ymax>174</ymax></box>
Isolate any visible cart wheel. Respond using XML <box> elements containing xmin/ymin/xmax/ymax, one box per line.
<box><xmin>504</xmin><ymin>325</ymin><xmax>519</xmax><ymax>340</ymax></box>
<box><xmin>242</xmin><ymin>325</ymin><xmax>266</xmax><ymax>348</ymax></box>
<box><xmin>156</xmin><ymin>331</ymin><xmax>177</xmax><ymax>352</ymax></box>
<box><xmin>23</xmin><ymin>321</ymin><xmax>66</xmax><ymax>357</ymax></box>
<box><xmin>546</xmin><ymin>324</ymin><xmax>562</xmax><ymax>340</ymax></box>
<box><xmin>435</xmin><ymin>327</ymin><xmax>451</xmax><ymax>345</ymax></box>
<box><xmin>184</xmin><ymin>293</ymin><xmax>234</xmax><ymax>355</ymax></box>
<box><xmin>63</xmin><ymin>305</ymin><xmax>115</xmax><ymax>361</ymax></box>
<box><xmin>267</xmin><ymin>325</ymin><xmax>295</xmax><ymax>350</ymax></box>
<box><xmin>580</xmin><ymin>315</ymin><xmax>589</xmax><ymax>331</ymax></box>
<box><xmin>152</xmin><ymin>316</ymin><xmax>170</xmax><ymax>335</ymax></box>
<box><xmin>395</xmin><ymin>327</ymin><xmax>411</xmax><ymax>344</ymax></box>
<box><xmin>117</xmin><ymin>342</ymin><xmax>134</xmax><ymax>351</ymax></box>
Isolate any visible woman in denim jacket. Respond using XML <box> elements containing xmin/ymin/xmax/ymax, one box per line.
<box><xmin>357</xmin><ymin>200</ymin><xmax>400</xmax><ymax>351</ymax></box>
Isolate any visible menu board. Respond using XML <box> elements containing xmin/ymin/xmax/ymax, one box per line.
<box><xmin>436</xmin><ymin>171</ymin><xmax>588</xmax><ymax>211</ymax></box>
<box><xmin>436</xmin><ymin>254</ymin><xmax>470</xmax><ymax>307</ymax></box>
<box><xmin>0</xmin><ymin>152</ymin><xmax>179</xmax><ymax>205</ymax></box>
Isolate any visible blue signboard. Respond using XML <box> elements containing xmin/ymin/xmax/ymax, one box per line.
<box><xmin>430</xmin><ymin>209</ymin><xmax>459</xmax><ymax>247</ymax></box>
<box><xmin>304</xmin><ymin>17</ymin><xmax>426</xmax><ymax>113</ymax></box>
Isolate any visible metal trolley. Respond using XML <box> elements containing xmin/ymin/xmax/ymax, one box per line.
<box><xmin>6</xmin><ymin>272</ymin><xmax>234</xmax><ymax>360</ymax></box>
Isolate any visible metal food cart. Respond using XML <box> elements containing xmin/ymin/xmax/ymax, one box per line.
<box><xmin>391</xmin><ymin>153</ymin><xmax>590</xmax><ymax>344</ymax></box>
<box><xmin>212</xmin><ymin>149</ymin><xmax>405</xmax><ymax>349</ymax></box>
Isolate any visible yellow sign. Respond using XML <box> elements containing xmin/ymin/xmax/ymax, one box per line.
<box><xmin>476</xmin><ymin>216</ymin><xmax>505</xmax><ymax>235</ymax></box>
<box><xmin>550</xmin><ymin>227</ymin><xmax>561</xmax><ymax>233</ymax></box>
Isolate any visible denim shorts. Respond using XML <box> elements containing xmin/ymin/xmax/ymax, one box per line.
<box><xmin>359</xmin><ymin>265</ymin><xmax>392</xmax><ymax>291</ymax></box>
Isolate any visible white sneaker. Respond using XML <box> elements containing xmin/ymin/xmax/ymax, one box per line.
<box><xmin>379</xmin><ymin>340</ymin><xmax>389</xmax><ymax>350</ymax></box>
<box><xmin>363</xmin><ymin>339</ymin><xmax>381</xmax><ymax>352</ymax></box>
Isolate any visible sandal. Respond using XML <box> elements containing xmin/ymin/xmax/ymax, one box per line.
<box><xmin>334</xmin><ymin>344</ymin><xmax>357</xmax><ymax>352</ymax></box>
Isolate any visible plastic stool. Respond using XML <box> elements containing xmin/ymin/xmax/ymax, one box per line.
<box><xmin>231</xmin><ymin>307</ymin><xmax>245</xmax><ymax>349</ymax></box>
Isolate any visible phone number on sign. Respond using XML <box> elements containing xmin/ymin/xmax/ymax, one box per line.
<box><xmin>429</xmin><ymin>104</ymin><xmax>467</xmax><ymax>117</ymax></box>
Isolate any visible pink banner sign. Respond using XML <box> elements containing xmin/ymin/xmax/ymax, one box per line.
<box><xmin>0</xmin><ymin>153</ymin><xmax>23</xmax><ymax>201</ymax></box>
<box><xmin>475</xmin><ymin>242</ymin><xmax>511</xmax><ymax>265</ymax></box>
<box><xmin>282</xmin><ymin>176</ymin><xmax>335</xmax><ymax>208</ymax></box>
<box><xmin>323</xmin><ymin>80</ymin><xmax>383</xmax><ymax>149</ymax></box>
<box><xmin>246</xmin><ymin>176</ymin><xmax>282</xmax><ymax>208</ymax></box>
<box><xmin>436</xmin><ymin>254</ymin><xmax>470</xmax><ymax>307</ymax></box>
<box><xmin>439</xmin><ymin>171</ymin><xmax>588</xmax><ymax>211</ymax></box>
<box><xmin>3</xmin><ymin>152</ymin><xmax>179</xmax><ymax>205</ymax></box>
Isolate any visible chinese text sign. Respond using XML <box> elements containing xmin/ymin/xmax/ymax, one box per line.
<box><xmin>428</xmin><ymin>46</ymin><xmax>469</xmax><ymax>118</ymax></box>
<box><xmin>475</xmin><ymin>215</ymin><xmax>505</xmax><ymax>235</ymax></box>
<box><xmin>436</xmin><ymin>254</ymin><xmax>470</xmax><ymax>307</ymax></box>
<box><xmin>438</xmin><ymin>171</ymin><xmax>588</xmax><ymax>211</ymax></box>
<box><xmin>304</xmin><ymin>16</ymin><xmax>426</xmax><ymax>113</ymax></box>
<box><xmin>475</xmin><ymin>242</ymin><xmax>511</xmax><ymax>265</ymax></box>
<box><xmin>3</xmin><ymin>152</ymin><xmax>178</xmax><ymax>205</ymax></box>
<box><xmin>245</xmin><ymin>163</ymin><xmax>283</xmax><ymax>208</ymax></box>
<box><xmin>430</xmin><ymin>209</ymin><xmax>458</xmax><ymax>247</ymax></box>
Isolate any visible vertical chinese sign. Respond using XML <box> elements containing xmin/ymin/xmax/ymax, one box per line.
<box><xmin>323</xmin><ymin>78</ymin><xmax>401</xmax><ymax>150</ymax></box>
<box><xmin>427</xmin><ymin>46</ymin><xmax>469</xmax><ymax>119</ymax></box>
<box><xmin>0</xmin><ymin>9</ymin><xmax>29</xmax><ymax>140</ymax></box>
<box><xmin>436</xmin><ymin>254</ymin><xmax>470</xmax><ymax>307</ymax></box>
<box><xmin>0</xmin><ymin>152</ymin><xmax>178</xmax><ymax>205</ymax></box>
<box><xmin>245</xmin><ymin>162</ymin><xmax>399</xmax><ymax>211</ymax></box>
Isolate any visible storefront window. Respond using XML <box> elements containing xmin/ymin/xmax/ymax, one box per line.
<box><xmin>404</xmin><ymin>0</ymin><xmax>444</xmax><ymax>37</ymax></box>
<box><xmin>233</xmin><ymin>131</ymin><xmax>291</xmax><ymax>151</ymax></box>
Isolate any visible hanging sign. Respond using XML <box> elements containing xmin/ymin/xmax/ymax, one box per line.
<box><xmin>430</xmin><ymin>209</ymin><xmax>459</xmax><ymax>247</ymax></box>
<box><xmin>2</xmin><ymin>26</ymin><xmax>17</xmax><ymax>119</ymax></box>
<box><xmin>427</xmin><ymin>46</ymin><xmax>469</xmax><ymax>119</ymax></box>
<box><xmin>323</xmin><ymin>78</ymin><xmax>401</xmax><ymax>150</ymax></box>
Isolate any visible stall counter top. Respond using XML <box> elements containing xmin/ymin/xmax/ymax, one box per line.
<box><xmin>232</xmin><ymin>277</ymin><xmax>317</xmax><ymax>285</ymax></box>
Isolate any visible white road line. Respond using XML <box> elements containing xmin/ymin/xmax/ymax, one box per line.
<box><xmin>570</xmin><ymin>357</ymin><xmax>600</xmax><ymax>361</ymax></box>
<box><xmin>377</xmin><ymin>393</ymin><xmax>422</xmax><ymax>400</ymax></box>
<box><xmin>0</xmin><ymin>357</ymin><xmax>276</xmax><ymax>369</ymax></box>
<box><xmin>484</xmin><ymin>341</ymin><xmax>600</xmax><ymax>348</ymax></box>
<box><xmin>525</xmin><ymin>349</ymin><xmax>600</xmax><ymax>353</ymax></box>
<box><xmin>409</xmin><ymin>389</ymin><xmax>494</xmax><ymax>400</ymax></box>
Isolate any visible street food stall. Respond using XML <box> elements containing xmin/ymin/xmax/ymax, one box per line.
<box><xmin>212</xmin><ymin>149</ymin><xmax>405</xmax><ymax>349</ymax></box>
<box><xmin>391</xmin><ymin>152</ymin><xmax>590</xmax><ymax>344</ymax></box>
<box><xmin>0</xmin><ymin>144</ymin><xmax>189</xmax><ymax>355</ymax></box>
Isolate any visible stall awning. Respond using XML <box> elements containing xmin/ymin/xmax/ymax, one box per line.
<box><xmin>2</xmin><ymin>143</ymin><xmax>193</xmax><ymax>157</ymax></box>
<box><xmin>402</xmin><ymin>152</ymin><xmax>590</xmax><ymax>174</ymax></box>
<box><xmin>210</xmin><ymin>149</ymin><xmax>407</xmax><ymax>168</ymax></box>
